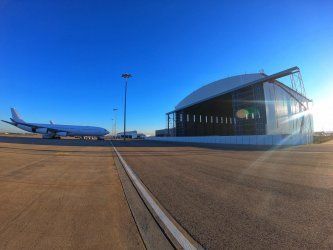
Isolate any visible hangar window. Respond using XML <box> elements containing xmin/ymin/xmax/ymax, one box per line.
<box><xmin>205</xmin><ymin>116</ymin><xmax>208</xmax><ymax>123</ymax></box>
<box><xmin>221</xmin><ymin>117</ymin><xmax>223</xmax><ymax>123</ymax></box>
<box><xmin>187</xmin><ymin>114</ymin><xmax>189</xmax><ymax>122</ymax></box>
<box><xmin>211</xmin><ymin>116</ymin><xmax>213</xmax><ymax>123</ymax></box>
<box><xmin>199</xmin><ymin>115</ymin><xmax>202</xmax><ymax>123</ymax></box>
<box><xmin>216</xmin><ymin>117</ymin><xmax>219</xmax><ymax>123</ymax></box>
<box><xmin>193</xmin><ymin>115</ymin><xmax>196</xmax><ymax>122</ymax></box>
<box><xmin>226</xmin><ymin>118</ymin><xmax>228</xmax><ymax>124</ymax></box>
<box><xmin>230</xmin><ymin>117</ymin><xmax>232</xmax><ymax>124</ymax></box>
<box><xmin>179</xmin><ymin>114</ymin><xmax>183</xmax><ymax>122</ymax></box>
<box><xmin>251</xmin><ymin>113</ymin><xmax>254</xmax><ymax>119</ymax></box>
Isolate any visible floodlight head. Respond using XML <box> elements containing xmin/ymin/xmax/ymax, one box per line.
<box><xmin>121</xmin><ymin>73</ymin><xmax>132</xmax><ymax>78</ymax></box>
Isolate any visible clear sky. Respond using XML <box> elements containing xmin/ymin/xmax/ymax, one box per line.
<box><xmin>0</xmin><ymin>0</ymin><xmax>332</xmax><ymax>134</ymax></box>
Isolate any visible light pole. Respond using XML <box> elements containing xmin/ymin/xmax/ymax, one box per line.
<box><xmin>113</xmin><ymin>108</ymin><xmax>118</xmax><ymax>138</ymax></box>
<box><xmin>121</xmin><ymin>73</ymin><xmax>132</xmax><ymax>141</ymax></box>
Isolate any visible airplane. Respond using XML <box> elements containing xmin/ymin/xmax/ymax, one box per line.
<box><xmin>1</xmin><ymin>108</ymin><xmax>109</xmax><ymax>140</ymax></box>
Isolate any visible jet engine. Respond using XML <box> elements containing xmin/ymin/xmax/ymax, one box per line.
<box><xmin>17</xmin><ymin>124</ymin><xmax>33</xmax><ymax>132</ymax></box>
<box><xmin>56</xmin><ymin>132</ymin><xmax>67</xmax><ymax>137</ymax></box>
<box><xmin>36</xmin><ymin>128</ymin><xmax>48</xmax><ymax>134</ymax></box>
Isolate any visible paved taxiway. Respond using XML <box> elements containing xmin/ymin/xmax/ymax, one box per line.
<box><xmin>113</xmin><ymin>140</ymin><xmax>333</xmax><ymax>249</ymax></box>
<box><xmin>0</xmin><ymin>136</ymin><xmax>144</xmax><ymax>249</ymax></box>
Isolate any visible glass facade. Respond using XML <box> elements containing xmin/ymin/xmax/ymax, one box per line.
<box><xmin>263</xmin><ymin>82</ymin><xmax>313</xmax><ymax>135</ymax></box>
<box><xmin>172</xmin><ymin>82</ymin><xmax>313</xmax><ymax>137</ymax></box>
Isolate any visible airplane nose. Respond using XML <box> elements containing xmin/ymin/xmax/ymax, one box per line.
<box><xmin>105</xmin><ymin>129</ymin><xmax>110</xmax><ymax>134</ymax></box>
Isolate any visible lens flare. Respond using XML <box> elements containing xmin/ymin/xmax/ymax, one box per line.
<box><xmin>236</xmin><ymin>107</ymin><xmax>259</xmax><ymax>119</ymax></box>
<box><xmin>236</xmin><ymin>109</ymin><xmax>248</xmax><ymax>119</ymax></box>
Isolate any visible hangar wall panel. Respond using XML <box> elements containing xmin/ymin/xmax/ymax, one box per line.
<box><xmin>147</xmin><ymin>134</ymin><xmax>313</xmax><ymax>146</ymax></box>
<box><xmin>263</xmin><ymin>82</ymin><xmax>313</xmax><ymax>135</ymax></box>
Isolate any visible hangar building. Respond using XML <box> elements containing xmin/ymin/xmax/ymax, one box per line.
<box><xmin>157</xmin><ymin>67</ymin><xmax>313</xmax><ymax>143</ymax></box>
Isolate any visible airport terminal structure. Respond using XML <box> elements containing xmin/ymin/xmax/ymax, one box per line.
<box><xmin>153</xmin><ymin>67</ymin><xmax>313</xmax><ymax>145</ymax></box>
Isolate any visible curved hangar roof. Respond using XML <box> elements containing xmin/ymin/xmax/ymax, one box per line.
<box><xmin>175</xmin><ymin>73</ymin><xmax>265</xmax><ymax>111</ymax></box>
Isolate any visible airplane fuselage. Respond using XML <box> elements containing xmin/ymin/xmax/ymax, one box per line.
<box><xmin>18</xmin><ymin>123</ymin><xmax>108</xmax><ymax>137</ymax></box>
<box><xmin>2</xmin><ymin>108</ymin><xmax>109</xmax><ymax>139</ymax></box>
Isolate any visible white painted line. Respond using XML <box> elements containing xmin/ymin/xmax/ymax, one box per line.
<box><xmin>113</xmin><ymin>145</ymin><xmax>199</xmax><ymax>250</ymax></box>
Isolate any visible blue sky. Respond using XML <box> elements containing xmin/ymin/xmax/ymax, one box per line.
<box><xmin>0</xmin><ymin>0</ymin><xmax>332</xmax><ymax>134</ymax></box>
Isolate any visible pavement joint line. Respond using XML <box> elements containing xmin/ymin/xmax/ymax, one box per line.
<box><xmin>112</xmin><ymin>155</ymin><xmax>148</xmax><ymax>249</ymax></box>
<box><xmin>112</xmin><ymin>143</ymin><xmax>200</xmax><ymax>250</ymax></box>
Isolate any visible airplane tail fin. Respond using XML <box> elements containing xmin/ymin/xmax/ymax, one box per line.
<box><xmin>50</xmin><ymin>120</ymin><xmax>54</xmax><ymax>125</ymax></box>
<box><xmin>11</xmin><ymin>108</ymin><xmax>25</xmax><ymax>123</ymax></box>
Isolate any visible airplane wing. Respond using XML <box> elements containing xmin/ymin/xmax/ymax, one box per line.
<box><xmin>9</xmin><ymin>120</ymin><xmax>65</xmax><ymax>134</ymax></box>
<box><xmin>9</xmin><ymin>119</ymin><xmax>43</xmax><ymax>130</ymax></box>
<box><xmin>3</xmin><ymin>109</ymin><xmax>67</xmax><ymax>137</ymax></box>
<box><xmin>2</xmin><ymin>119</ymin><xmax>52</xmax><ymax>133</ymax></box>
<box><xmin>1</xmin><ymin>120</ymin><xmax>16</xmax><ymax>126</ymax></box>
<box><xmin>33</xmin><ymin>123</ymin><xmax>68</xmax><ymax>136</ymax></box>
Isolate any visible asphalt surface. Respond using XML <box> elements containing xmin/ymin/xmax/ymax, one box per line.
<box><xmin>114</xmin><ymin>140</ymin><xmax>333</xmax><ymax>249</ymax></box>
<box><xmin>0</xmin><ymin>136</ymin><xmax>144</xmax><ymax>249</ymax></box>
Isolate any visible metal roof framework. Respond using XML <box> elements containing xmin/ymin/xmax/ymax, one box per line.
<box><xmin>167</xmin><ymin>66</ymin><xmax>311</xmax><ymax>115</ymax></box>
<box><xmin>165</xmin><ymin>67</ymin><xmax>312</xmax><ymax>136</ymax></box>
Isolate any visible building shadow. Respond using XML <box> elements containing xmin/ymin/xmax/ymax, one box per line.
<box><xmin>0</xmin><ymin>135</ymin><xmax>288</xmax><ymax>151</ymax></box>
<box><xmin>0</xmin><ymin>135</ymin><xmax>111</xmax><ymax>147</ymax></box>
<box><xmin>111</xmin><ymin>139</ymin><xmax>279</xmax><ymax>151</ymax></box>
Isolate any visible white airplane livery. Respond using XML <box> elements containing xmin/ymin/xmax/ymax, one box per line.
<box><xmin>2</xmin><ymin>108</ymin><xmax>109</xmax><ymax>139</ymax></box>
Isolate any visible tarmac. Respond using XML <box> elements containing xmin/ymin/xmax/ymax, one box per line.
<box><xmin>1</xmin><ymin>134</ymin><xmax>333</xmax><ymax>249</ymax></box>
<box><xmin>113</xmin><ymin>139</ymin><xmax>333</xmax><ymax>249</ymax></box>
<box><xmin>0</xmin><ymin>135</ymin><xmax>144</xmax><ymax>249</ymax></box>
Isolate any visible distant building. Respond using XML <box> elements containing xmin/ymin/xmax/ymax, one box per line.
<box><xmin>117</xmin><ymin>131</ymin><xmax>137</xmax><ymax>139</ymax></box>
<box><xmin>155</xmin><ymin>128</ymin><xmax>175</xmax><ymax>137</ymax></box>
<box><xmin>137</xmin><ymin>133</ymin><xmax>146</xmax><ymax>139</ymax></box>
<box><xmin>117</xmin><ymin>130</ymin><xmax>146</xmax><ymax>139</ymax></box>
<box><xmin>154</xmin><ymin>67</ymin><xmax>313</xmax><ymax>145</ymax></box>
